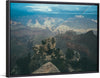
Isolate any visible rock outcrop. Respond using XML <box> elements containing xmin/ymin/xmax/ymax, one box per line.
<box><xmin>32</xmin><ymin>37</ymin><xmax>65</xmax><ymax>61</ymax></box>
<box><xmin>33</xmin><ymin>37</ymin><xmax>56</xmax><ymax>53</ymax></box>
<box><xmin>32</xmin><ymin>62</ymin><xmax>60</xmax><ymax>74</ymax></box>
<box><xmin>29</xmin><ymin>37</ymin><xmax>65</xmax><ymax>73</ymax></box>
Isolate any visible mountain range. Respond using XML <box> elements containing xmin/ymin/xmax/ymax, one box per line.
<box><xmin>11</xmin><ymin>15</ymin><xmax>97</xmax><ymax>35</ymax></box>
<box><xmin>10</xmin><ymin>16</ymin><xmax>98</xmax><ymax>75</ymax></box>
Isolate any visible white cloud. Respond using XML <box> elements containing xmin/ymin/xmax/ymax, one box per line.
<box><xmin>47</xmin><ymin>8</ymin><xmax>52</xmax><ymax>11</ymax></box>
<box><xmin>26</xmin><ymin>5</ymin><xmax>80</xmax><ymax>13</ymax></box>
<box><xmin>91</xmin><ymin>19</ymin><xmax>97</xmax><ymax>23</ymax></box>
<box><xmin>75</xmin><ymin>15</ymin><xmax>84</xmax><ymax>18</ymax></box>
<box><xmin>26</xmin><ymin>6</ymin><xmax>52</xmax><ymax>12</ymax></box>
<box><xmin>76</xmin><ymin>8</ymin><xmax>79</xmax><ymax>10</ymax></box>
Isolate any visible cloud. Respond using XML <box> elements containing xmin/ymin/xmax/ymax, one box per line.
<box><xmin>75</xmin><ymin>15</ymin><xmax>84</xmax><ymax>18</ymax></box>
<box><xmin>26</xmin><ymin>6</ymin><xmax>52</xmax><ymax>12</ymax></box>
<box><xmin>76</xmin><ymin>8</ymin><xmax>79</xmax><ymax>10</ymax></box>
<box><xmin>91</xmin><ymin>19</ymin><xmax>97</xmax><ymax>23</ymax></box>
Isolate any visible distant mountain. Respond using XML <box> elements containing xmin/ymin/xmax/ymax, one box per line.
<box><xmin>53</xmin><ymin>25</ymin><xmax>70</xmax><ymax>34</ymax></box>
<box><xmin>26</xmin><ymin>16</ymin><xmax>97</xmax><ymax>35</ymax></box>
<box><xmin>26</xmin><ymin>17</ymin><xmax>64</xmax><ymax>32</ymax></box>
<box><xmin>27</xmin><ymin>19</ymin><xmax>46</xmax><ymax>29</ymax></box>
<box><xmin>62</xmin><ymin>16</ymin><xmax>97</xmax><ymax>29</ymax></box>
<box><xmin>61</xmin><ymin>16</ymin><xmax>97</xmax><ymax>34</ymax></box>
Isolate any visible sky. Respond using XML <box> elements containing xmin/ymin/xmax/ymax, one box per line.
<box><xmin>10</xmin><ymin>3</ymin><xmax>97</xmax><ymax>19</ymax></box>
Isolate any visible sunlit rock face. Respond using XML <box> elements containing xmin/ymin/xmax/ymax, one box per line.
<box><xmin>32</xmin><ymin>62</ymin><xmax>60</xmax><ymax>74</ymax></box>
